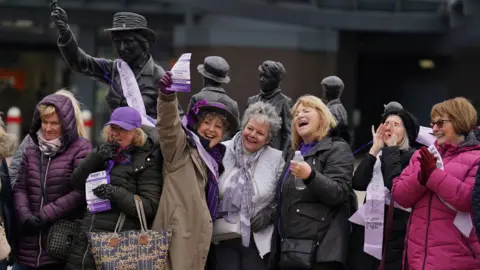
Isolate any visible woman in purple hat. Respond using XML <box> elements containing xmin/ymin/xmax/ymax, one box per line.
<box><xmin>152</xmin><ymin>72</ymin><xmax>239</xmax><ymax>270</ymax></box>
<box><xmin>64</xmin><ymin>106</ymin><xmax>163</xmax><ymax>270</ymax></box>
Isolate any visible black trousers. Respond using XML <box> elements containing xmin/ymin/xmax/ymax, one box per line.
<box><xmin>214</xmin><ymin>236</ymin><xmax>268</xmax><ymax>270</ymax></box>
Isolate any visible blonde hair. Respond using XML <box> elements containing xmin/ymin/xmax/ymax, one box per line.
<box><xmin>290</xmin><ymin>95</ymin><xmax>337</xmax><ymax>150</ymax></box>
<box><xmin>101</xmin><ymin>125</ymin><xmax>147</xmax><ymax>147</ymax></box>
<box><xmin>431</xmin><ymin>97</ymin><xmax>477</xmax><ymax>135</ymax></box>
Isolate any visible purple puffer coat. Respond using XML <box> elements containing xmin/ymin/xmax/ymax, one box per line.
<box><xmin>13</xmin><ymin>94</ymin><xmax>92</xmax><ymax>267</ymax></box>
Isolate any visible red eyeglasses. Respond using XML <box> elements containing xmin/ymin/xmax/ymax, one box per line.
<box><xmin>430</xmin><ymin>119</ymin><xmax>451</xmax><ymax>128</ymax></box>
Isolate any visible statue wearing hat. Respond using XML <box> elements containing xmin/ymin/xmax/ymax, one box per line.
<box><xmin>186</xmin><ymin>56</ymin><xmax>240</xmax><ymax>134</ymax></box>
<box><xmin>50</xmin><ymin>4</ymin><xmax>183</xmax><ymax>121</ymax></box>
<box><xmin>321</xmin><ymin>75</ymin><xmax>350</xmax><ymax>143</ymax></box>
<box><xmin>247</xmin><ymin>60</ymin><xmax>293</xmax><ymax>154</ymax></box>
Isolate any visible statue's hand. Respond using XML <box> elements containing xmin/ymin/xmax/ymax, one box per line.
<box><xmin>50</xmin><ymin>5</ymin><xmax>69</xmax><ymax>36</ymax></box>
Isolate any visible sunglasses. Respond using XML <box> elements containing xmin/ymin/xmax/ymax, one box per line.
<box><xmin>430</xmin><ymin>119</ymin><xmax>451</xmax><ymax>128</ymax></box>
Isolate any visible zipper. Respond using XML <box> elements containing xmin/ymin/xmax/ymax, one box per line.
<box><xmin>37</xmin><ymin>156</ymin><xmax>52</xmax><ymax>267</ymax></box>
<box><xmin>81</xmin><ymin>214</ymin><xmax>96</xmax><ymax>269</ymax></box>
<box><xmin>421</xmin><ymin>194</ymin><xmax>433</xmax><ymax>270</ymax></box>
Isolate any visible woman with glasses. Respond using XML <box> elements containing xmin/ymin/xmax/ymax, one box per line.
<box><xmin>392</xmin><ymin>97</ymin><xmax>480</xmax><ymax>270</ymax></box>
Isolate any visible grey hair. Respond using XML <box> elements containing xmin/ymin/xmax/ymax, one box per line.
<box><xmin>241</xmin><ymin>101</ymin><xmax>282</xmax><ymax>143</ymax></box>
<box><xmin>397</xmin><ymin>133</ymin><xmax>410</xmax><ymax>151</ymax></box>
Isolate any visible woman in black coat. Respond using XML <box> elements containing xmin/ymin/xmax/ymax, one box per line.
<box><xmin>65</xmin><ymin>107</ymin><xmax>163</xmax><ymax>270</ymax></box>
<box><xmin>269</xmin><ymin>95</ymin><xmax>354</xmax><ymax>270</ymax></box>
<box><xmin>347</xmin><ymin>108</ymin><xmax>419</xmax><ymax>270</ymax></box>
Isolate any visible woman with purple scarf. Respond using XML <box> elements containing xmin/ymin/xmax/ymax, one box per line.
<box><xmin>213</xmin><ymin>101</ymin><xmax>285</xmax><ymax>270</ymax></box>
<box><xmin>153</xmin><ymin>72</ymin><xmax>239</xmax><ymax>270</ymax></box>
<box><xmin>268</xmin><ymin>95</ymin><xmax>354</xmax><ymax>270</ymax></box>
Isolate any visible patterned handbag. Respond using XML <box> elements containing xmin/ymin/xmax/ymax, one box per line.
<box><xmin>88</xmin><ymin>195</ymin><xmax>172</xmax><ymax>270</ymax></box>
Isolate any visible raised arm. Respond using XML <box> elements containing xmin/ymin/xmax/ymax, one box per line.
<box><xmin>51</xmin><ymin>6</ymin><xmax>114</xmax><ymax>84</ymax></box>
<box><xmin>156</xmin><ymin>92</ymin><xmax>188</xmax><ymax>171</ymax></box>
<box><xmin>57</xmin><ymin>30</ymin><xmax>114</xmax><ymax>84</ymax></box>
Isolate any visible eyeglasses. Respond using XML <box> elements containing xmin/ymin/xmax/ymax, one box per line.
<box><xmin>430</xmin><ymin>119</ymin><xmax>451</xmax><ymax>128</ymax></box>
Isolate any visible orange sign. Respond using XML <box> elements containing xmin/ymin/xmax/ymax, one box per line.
<box><xmin>0</xmin><ymin>70</ymin><xmax>25</xmax><ymax>90</ymax></box>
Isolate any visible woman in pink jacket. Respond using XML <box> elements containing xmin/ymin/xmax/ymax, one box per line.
<box><xmin>392</xmin><ymin>97</ymin><xmax>480</xmax><ymax>270</ymax></box>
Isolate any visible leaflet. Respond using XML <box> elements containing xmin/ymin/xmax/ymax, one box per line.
<box><xmin>86</xmin><ymin>170</ymin><xmax>112</xmax><ymax>214</ymax></box>
<box><xmin>166</xmin><ymin>53</ymin><xmax>192</xmax><ymax>92</ymax></box>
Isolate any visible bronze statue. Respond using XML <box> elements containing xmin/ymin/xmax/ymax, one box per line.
<box><xmin>247</xmin><ymin>60</ymin><xmax>292</xmax><ymax>154</ymax></box>
<box><xmin>187</xmin><ymin>56</ymin><xmax>240</xmax><ymax>136</ymax></box>
<box><xmin>50</xmin><ymin>2</ymin><xmax>183</xmax><ymax>119</ymax></box>
<box><xmin>321</xmin><ymin>75</ymin><xmax>350</xmax><ymax>143</ymax></box>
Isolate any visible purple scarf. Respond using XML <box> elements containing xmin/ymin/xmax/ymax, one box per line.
<box><xmin>181</xmin><ymin>117</ymin><xmax>224</xmax><ymax>221</ymax></box>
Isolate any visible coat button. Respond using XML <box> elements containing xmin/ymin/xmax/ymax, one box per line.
<box><xmin>140</xmin><ymin>166</ymin><xmax>144</xmax><ymax>169</ymax></box>
<box><xmin>321</xmin><ymin>217</ymin><xmax>325</xmax><ymax>221</ymax></box>
<box><xmin>134</xmin><ymin>168</ymin><xmax>138</xmax><ymax>172</ymax></box>
<box><xmin>296</xmin><ymin>209</ymin><xmax>300</xmax><ymax>213</ymax></box>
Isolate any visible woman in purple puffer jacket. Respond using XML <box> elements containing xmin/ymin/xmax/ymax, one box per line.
<box><xmin>392</xmin><ymin>97</ymin><xmax>480</xmax><ymax>270</ymax></box>
<box><xmin>13</xmin><ymin>93</ymin><xmax>92</xmax><ymax>270</ymax></box>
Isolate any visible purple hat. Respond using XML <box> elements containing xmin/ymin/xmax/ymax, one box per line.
<box><xmin>105</xmin><ymin>107</ymin><xmax>142</xmax><ymax>131</ymax></box>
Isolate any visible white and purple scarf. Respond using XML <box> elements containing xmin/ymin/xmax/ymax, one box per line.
<box><xmin>218</xmin><ymin>133</ymin><xmax>265</xmax><ymax>247</ymax></box>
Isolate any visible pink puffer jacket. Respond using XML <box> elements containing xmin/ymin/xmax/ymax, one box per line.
<box><xmin>392</xmin><ymin>135</ymin><xmax>480</xmax><ymax>270</ymax></box>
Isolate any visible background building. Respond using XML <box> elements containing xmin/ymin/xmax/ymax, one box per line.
<box><xmin>0</xmin><ymin>0</ymin><xmax>478</xmax><ymax>146</ymax></box>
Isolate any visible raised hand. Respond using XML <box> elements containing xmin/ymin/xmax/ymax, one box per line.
<box><xmin>97</xmin><ymin>142</ymin><xmax>120</xmax><ymax>161</ymax></box>
<box><xmin>158</xmin><ymin>71</ymin><xmax>173</xmax><ymax>95</ymax></box>
<box><xmin>417</xmin><ymin>146</ymin><xmax>437</xmax><ymax>185</ymax></box>
<box><xmin>50</xmin><ymin>2</ymin><xmax>70</xmax><ymax>36</ymax></box>
<box><xmin>369</xmin><ymin>124</ymin><xmax>385</xmax><ymax>156</ymax></box>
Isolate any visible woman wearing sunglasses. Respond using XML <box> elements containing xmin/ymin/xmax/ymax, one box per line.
<box><xmin>392</xmin><ymin>97</ymin><xmax>480</xmax><ymax>270</ymax></box>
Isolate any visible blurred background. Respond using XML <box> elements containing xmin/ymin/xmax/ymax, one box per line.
<box><xmin>0</xmin><ymin>0</ymin><xmax>479</xmax><ymax>151</ymax></box>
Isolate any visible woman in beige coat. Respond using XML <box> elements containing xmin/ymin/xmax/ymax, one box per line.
<box><xmin>153</xmin><ymin>72</ymin><xmax>239</xmax><ymax>270</ymax></box>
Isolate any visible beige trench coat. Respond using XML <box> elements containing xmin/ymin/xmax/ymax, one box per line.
<box><xmin>152</xmin><ymin>93</ymin><xmax>213</xmax><ymax>270</ymax></box>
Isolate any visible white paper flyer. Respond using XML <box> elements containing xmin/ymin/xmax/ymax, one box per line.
<box><xmin>166</xmin><ymin>53</ymin><xmax>192</xmax><ymax>92</ymax></box>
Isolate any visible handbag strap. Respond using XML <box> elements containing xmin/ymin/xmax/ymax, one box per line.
<box><xmin>113</xmin><ymin>195</ymin><xmax>148</xmax><ymax>233</ymax></box>
<box><xmin>114</xmin><ymin>213</ymin><xmax>126</xmax><ymax>233</ymax></box>
<box><xmin>134</xmin><ymin>195</ymin><xmax>148</xmax><ymax>233</ymax></box>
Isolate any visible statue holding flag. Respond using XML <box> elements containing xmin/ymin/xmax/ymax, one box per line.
<box><xmin>50</xmin><ymin>1</ymin><xmax>183</xmax><ymax>124</ymax></box>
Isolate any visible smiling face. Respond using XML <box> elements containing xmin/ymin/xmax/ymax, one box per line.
<box><xmin>197</xmin><ymin>113</ymin><xmax>226</xmax><ymax>148</ymax></box>
<box><xmin>293</xmin><ymin>104</ymin><xmax>322</xmax><ymax>143</ymax></box>
<box><xmin>383</xmin><ymin>115</ymin><xmax>406</xmax><ymax>145</ymax></box>
<box><xmin>41</xmin><ymin>113</ymin><xmax>62</xmax><ymax>141</ymax></box>
<box><xmin>431</xmin><ymin>115</ymin><xmax>460</xmax><ymax>145</ymax></box>
<box><xmin>242</xmin><ymin>118</ymin><xmax>270</xmax><ymax>153</ymax></box>
<box><xmin>113</xmin><ymin>32</ymin><xmax>145</xmax><ymax>64</ymax></box>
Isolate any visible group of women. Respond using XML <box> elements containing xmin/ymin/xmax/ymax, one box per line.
<box><xmin>0</xmin><ymin>69</ymin><xmax>479</xmax><ymax>270</ymax></box>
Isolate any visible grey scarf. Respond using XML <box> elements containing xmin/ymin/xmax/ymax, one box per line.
<box><xmin>218</xmin><ymin>132</ymin><xmax>265</xmax><ymax>247</ymax></box>
<box><xmin>37</xmin><ymin>130</ymin><xmax>62</xmax><ymax>156</ymax></box>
